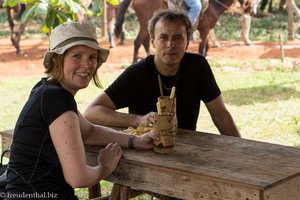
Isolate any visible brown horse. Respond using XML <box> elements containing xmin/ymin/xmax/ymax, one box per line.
<box><xmin>198</xmin><ymin>0</ymin><xmax>254</xmax><ymax>55</ymax></box>
<box><xmin>115</xmin><ymin>0</ymin><xmax>167</xmax><ymax>63</ymax></box>
<box><xmin>115</xmin><ymin>0</ymin><xmax>255</xmax><ymax>63</ymax></box>
<box><xmin>0</xmin><ymin>0</ymin><xmax>26</xmax><ymax>54</ymax></box>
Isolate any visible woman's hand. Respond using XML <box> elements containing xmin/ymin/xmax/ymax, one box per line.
<box><xmin>97</xmin><ymin>143</ymin><xmax>123</xmax><ymax>179</ymax></box>
<box><xmin>133</xmin><ymin>131</ymin><xmax>159</xmax><ymax>150</ymax></box>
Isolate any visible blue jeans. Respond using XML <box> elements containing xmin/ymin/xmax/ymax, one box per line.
<box><xmin>184</xmin><ymin>0</ymin><xmax>201</xmax><ymax>26</ymax></box>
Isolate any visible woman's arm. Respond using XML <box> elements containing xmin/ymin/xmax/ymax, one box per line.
<box><xmin>49</xmin><ymin>111</ymin><xmax>122</xmax><ymax>188</ymax></box>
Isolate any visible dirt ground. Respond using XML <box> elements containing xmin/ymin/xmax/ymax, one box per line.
<box><xmin>0</xmin><ymin>37</ymin><xmax>300</xmax><ymax>77</ymax></box>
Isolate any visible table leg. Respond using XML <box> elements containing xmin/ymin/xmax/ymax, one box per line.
<box><xmin>110</xmin><ymin>184</ymin><xmax>145</xmax><ymax>200</ymax></box>
<box><xmin>88</xmin><ymin>183</ymin><xmax>101</xmax><ymax>199</ymax></box>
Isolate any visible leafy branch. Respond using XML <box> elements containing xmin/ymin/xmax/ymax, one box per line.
<box><xmin>3</xmin><ymin>0</ymin><xmax>119</xmax><ymax>33</ymax></box>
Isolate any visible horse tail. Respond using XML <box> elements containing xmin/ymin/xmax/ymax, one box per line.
<box><xmin>114</xmin><ymin>0</ymin><xmax>131</xmax><ymax>37</ymax></box>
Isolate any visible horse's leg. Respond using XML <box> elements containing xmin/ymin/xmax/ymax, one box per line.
<box><xmin>133</xmin><ymin>24</ymin><xmax>151</xmax><ymax>63</ymax></box>
<box><xmin>259</xmin><ymin>0</ymin><xmax>268</xmax><ymax>11</ymax></box>
<box><xmin>198</xmin><ymin>19</ymin><xmax>210</xmax><ymax>56</ymax></box>
<box><xmin>133</xmin><ymin>33</ymin><xmax>143</xmax><ymax>63</ymax></box>
<box><xmin>208</xmin><ymin>29</ymin><xmax>220</xmax><ymax>47</ymax></box>
<box><xmin>132</xmin><ymin>25</ymin><xmax>151</xmax><ymax>63</ymax></box>
<box><xmin>107</xmin><ymin>6</ymin><xmax>116</xmax><ymax>48</ymax></box>
<box><xmin>115</xmin><ymin>0</ymin><xmax>131</xmax><ymax>38</ymax></box>
<box><xmin>131</xmin><ymin>3</ymin><xmax>150</xmax><ymax>63</ymax></box>
<box><xmin>115</xmin><ymin>5</ymin><xmax>126</xmax><ymax>46</ymax></box>
<box><xmin>142</xmin><ymin>34</ymin><xmax>150</xmax><ymax>56</ymax></box>
<box><xmin>242</xmin><ymin>13</ymin><xmax>252</xmax><ymax>45</ymax></box>
<box><xmin>268</xmin><ymin>0</ymin><xmax>273</xmax><ymax>12</ymax></box>
<box><xmin>119</xmin><ymin>29</ymin><xmax>125</xmax><ymax>45</ymax></box>
<box><xmin>199</xmin><ymin>30</ymin><xmax>209</xmax><ymax>56</ymax></box>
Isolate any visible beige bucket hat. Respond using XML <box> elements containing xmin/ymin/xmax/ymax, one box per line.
<box><xmin>43</xmin><ymin>21</ymin><xmax>109</xmax><ymax>69</ymax></box>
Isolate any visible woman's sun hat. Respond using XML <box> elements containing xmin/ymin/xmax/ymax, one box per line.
<box><xmin>43</xmin><ymin>21</ymin><xmax>109</xmax><ymax>69</ymax></box>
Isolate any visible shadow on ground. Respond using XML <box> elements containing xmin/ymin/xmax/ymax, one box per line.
<box><xmin>223</xmin><ymin>80</ymin><xmax>300</xmax><ymax>106</ymax></box>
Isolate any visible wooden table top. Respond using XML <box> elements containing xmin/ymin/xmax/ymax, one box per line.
<box><xmin>85</xmin><ymin>128</ymin><xmax>300</xmax><ymax>199</ymax></box>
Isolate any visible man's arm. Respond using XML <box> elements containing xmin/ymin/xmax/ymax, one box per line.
<box><xmin>205</xmin><ymin>95</ymin><xmax>241</xmax><ymax>137</ymax></box>
<box><xmin>84</xmin><ymin>93</ymin><xmax>137</xmax><ymax>127</ymax></box>
<box><xmin>84</xmin><ymin>92</ymin><xmax>156</xmax><ymax>127</ymax></box>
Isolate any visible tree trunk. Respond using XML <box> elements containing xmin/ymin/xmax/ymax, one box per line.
<box><xmin>287</xmin><ymin>0</ymin><xmax>294</xmax><ymax>40</ymax></box>
<box><xmin>102</xmin><ymin>0</ymin><xmax>107</xmax><ymax>37</ymax></box>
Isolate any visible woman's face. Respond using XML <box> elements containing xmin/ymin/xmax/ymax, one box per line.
<box><xmin>60</xmin><ymin>45</ymin><xmax>98</xmax><ymax>95</ymax></box>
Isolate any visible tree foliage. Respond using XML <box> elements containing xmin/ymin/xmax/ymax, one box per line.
<box><xmin>3</xmin><ymin>0</ymin><xmax>119</xmax><ymax>33</ymax></box>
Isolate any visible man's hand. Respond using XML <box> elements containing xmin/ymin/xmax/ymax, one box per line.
<box><xmin>135</xmin><ymin>111</ymin><xmax>156</xmax><ymax>127</ymax></box>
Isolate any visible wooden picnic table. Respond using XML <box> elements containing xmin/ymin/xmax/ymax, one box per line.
<box><xmin>1</xmin><ymin>128</ymin><xmax>300</xmax><ymax>199</ymax></box>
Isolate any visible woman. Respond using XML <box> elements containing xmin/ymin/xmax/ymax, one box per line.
<box><xmin>5</xmin><ymin>21</ymin><xmax>157</xmax><ymax>199</ymax></box>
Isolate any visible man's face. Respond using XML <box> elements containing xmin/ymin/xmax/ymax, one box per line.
<box><xmin>151</xmin><ymin>19</ymin><xmax>189</xmax><ymax>68</ymax></box>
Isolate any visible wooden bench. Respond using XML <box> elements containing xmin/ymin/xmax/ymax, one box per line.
<box><xmin>0</xmin><ymin>129</ymin><xmax>13</xmax><ymax>156</ymax></box>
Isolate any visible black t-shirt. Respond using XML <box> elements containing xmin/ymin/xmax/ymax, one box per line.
<box><xmin>105</xmin><ymin>52</ymin><xmax>221</xmax><ymax>130</ymax></box>
<box><xmin>6</xmin><ymin>78</ymin><xmax>78</xmax><ymax>199</ymax></box>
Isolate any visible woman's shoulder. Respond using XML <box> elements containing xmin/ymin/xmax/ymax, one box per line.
<box><xmin>32</xmin><ymin>78</ymin><xmax>74</xmax><ymax>104</ymax></box>
<box><xmin>44</xmin><ymin>79</ymin><xmax>72</xmax><ymax>97</ymax></box>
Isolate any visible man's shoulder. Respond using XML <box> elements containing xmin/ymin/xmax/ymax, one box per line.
<box><xmin>126</xmin><ymin>55</ymin><xmax>155</xmax><ymax>72</ymax></box>
<box><xmin>184</xmin><ymin>52</ymin><xmax>206</xmax><ymax>61</ymax></box>
<box><xmin>182</xmin><ymin>52</ymin><xmax>208</xmax><ymax>69</ymax></box>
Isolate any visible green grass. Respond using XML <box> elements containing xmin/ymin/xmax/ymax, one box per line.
<box><xmin>197</xmin><ymin>70</ymin><xmax>300</xmax><ymax>147</ymax></box>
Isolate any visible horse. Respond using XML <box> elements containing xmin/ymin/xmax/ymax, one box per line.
<box><xmin>0</xmin><ymin>0</ymin><xmax>26</xmax><ymax>55</ymax></box>
<box><xmin>115</xmin><ymin>0</ymin><xmax>255</xmax><ymax>63</ymax></box>
<box><xmin>115</xmin><ymin>0</ymin><xmax>167</xmax><ymax>63</ymax></box>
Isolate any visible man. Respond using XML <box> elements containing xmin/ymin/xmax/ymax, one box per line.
<box><xmin>84</xmin><ymin>9</ymin><xmax>240</xmax><ymax>138</ymax></box>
